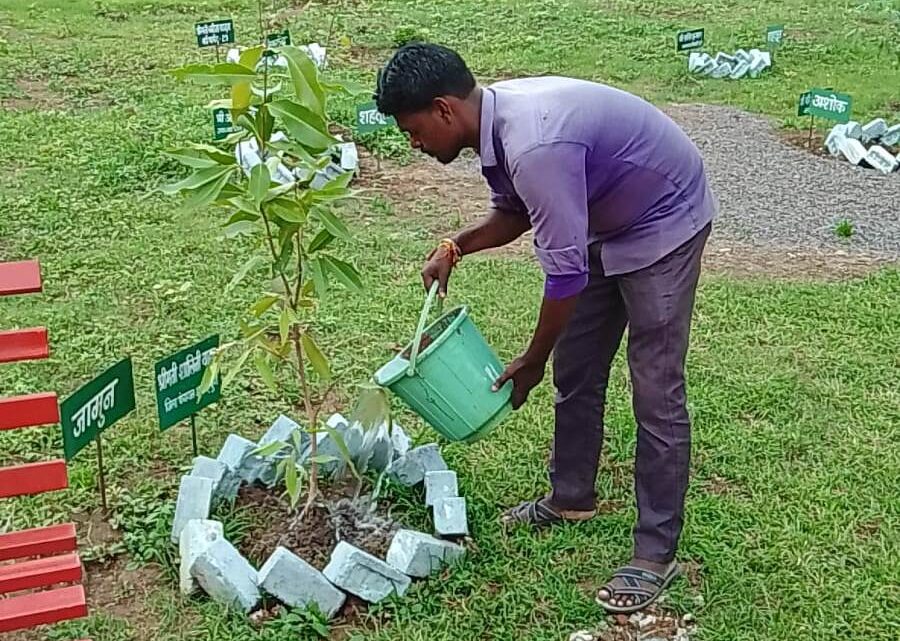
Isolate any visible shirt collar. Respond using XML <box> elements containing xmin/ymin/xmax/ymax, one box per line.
<box><xmin>479</xmin><ymin>87</ymin><xmax>498</xmax><ymax>169</ymax></box>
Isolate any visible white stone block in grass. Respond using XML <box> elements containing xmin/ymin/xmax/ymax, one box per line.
<box><xmin>839</xmin><ymin>138</ymin><xmax>868</xmax><ymax>166</ymax></box>
<box><xmin>258</xmin><ymin>546</ymin><xmax>346</xmax><ymax>618</ymax></box>
<box><xmin>190</xmin><ymin>538</ymin><xmax>261</xmax><ymax>613</ymax></box>
<box><xmin>386</xmin><ymin>529</ymin><xmax>465</xmax><ymax>578</ymax></box>
<box><xmin>179</xmin><ymin>519</ymin><xmax>224</xmax><ymax>595</ymax></box>
<box><xmin>171</xmin><ymin>475</ymin><xmax>214</xmax><ymax>544</ymax></box>
<box><xmin>433</xmin><ymin>497</ymin><xmax>469</xmax><ymax>537</ymax></box>
<box><xmin>388</xmin><ymin>444</ymin><xmax>447</xmax><ymax>486</ymax></box>
<box><xmin>861</xmin><ymin>118</ymin><xmax>888</xmax><ymax>143</ymax></box>
<box><xmin>424</xmin><ymin>470</ymin><xmax>459</xmax><ymax>507</ymax></box>
<box><xmin>323</xmin><ymin>541</ymin><xmax>411</xmax><ymax>603</ymax></box>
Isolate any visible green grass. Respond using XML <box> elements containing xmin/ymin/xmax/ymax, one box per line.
<box><xmin>1</xmin><ymin>0</ymin><xmax>899</xmax><ymax>640</ymax></box>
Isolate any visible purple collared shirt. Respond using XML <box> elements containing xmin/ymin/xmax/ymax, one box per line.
<box><xmin>479</xmin><ymin>77</ymin><xmax>717</xmax><ymax>299</ymax></box>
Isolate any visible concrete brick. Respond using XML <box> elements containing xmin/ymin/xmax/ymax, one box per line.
<box><xmin>323</xmin><ymin>541</ymin><xmax>411</xmax><ymax>603</ymax></box>
<box><xmin>710</xmin><ymin>62</ymin><xmax>732</xmax><ymax>79</ymax></box>
<box><xmin>190</xmin><ymin>455</ymin><xmax>232</xmax><ymax>498</ymax></box>
<box><xmin>733</xmin><ymin>48</ymin><xmax>752</xmax><ymax>64</ymax></box>
<box><xmin>390</xmin><ymin>422</ymin><xmax>412</xmax><ymax>459</ymax></box>
<box><xmin>844</xmin><ymin>121</ymin><xmax>863</xmax><ymax>139</ymax></box>
<box><xmin>424</xmin><ymin>470</ymin><xmax>459</xmax><ymax>507</ymax></box>
<box><xmin>698</xmin><ymin>58</ymin><xmax>718</xmax><ymax>76</ymax></box>
<box><xmin>865</xmin><ymin>145</ymin><xmax>899</xmax><ymax>175</ymax></box>
<box><xmin>713</xmin><ymin>52</ymin><xmax>736</xmax><ymax>66</ymax></box>
<box><xmin>388</xmin><ymin>444</ymin><xmax>447</xmax><ymax>486</ymax></box>
<box><xmin>326</xmin><ymin>413</ymin><xmax>349</xmax><ymax>430</ymax></box>
<box><xmin>839</xmin><ymin>138</ymin><xmax>868</xmax><ymax>165</ymax></box>
<box><xmin>258</xmin><ymin>546</ymin><xmax>346</xmax><ymax>618</ymax></box>
<box><xmin>433</xmin><ymin>497</ymin><xmax>468</xmax><ymax>537</ymax></box>
<box><xmin>179</xmin><ymin>519</ymin><xmax>224</xmax><ymax>595</ymax></box>
<box><xmin>729</xmin><ymin>60</ymin><xmax>750</xmax><ymax>80</ymax></box>
<box><xmin>339</xmin><ymin>142</ymin><xmax>359</xmax><ymax>172</ymax></box>
<box><xmin>317</xmin><ymin>421</ymin><xmax>350</xmax><ymax>475</ymax></box>
<box><xmin>386</xmin><ymin>529</ymin><xmax>465</xmax><ymax>578</ymax></box>
<box><xmin>881</xmin><ymin>123</ymin><xmax>900</xmax><ymax>147</ymax></box>
<box><xmin>861</xmin><ymin>118</ymin><xmax>888</xmax><ymax>143</ymax></box>
<box><xmin>825</xmin><ymin>125</ymin><xmax>847</xmax><ymax>157</ymax></box>
<box><xmin>190</xmin><ymin>538</ymin><xmax>261</xmax><ymax>612</ymax></box>
<box><xmin>357</xmin><ymin>422</ymin><xmax>393</xmax><ymax>473</ymax></box>
<box><xmin>171</xmin><ymin>475</ymin><xmax>214</xmax><ymax>544</ymax></box>
<box><xmin>217</xmin><ymin>433</ymin><xmax>267</xmax><ymax>485</ymax></box>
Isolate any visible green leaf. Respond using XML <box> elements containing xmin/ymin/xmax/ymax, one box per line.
<box><xmin>254</xmin><ymin>351</ymin><xmax>278</xmax><ymax>392</ymax></box>
<box><xmin>268</xmin><ymin>138</ymin><xmax>317</xmax><ymax>165</ymax></box>
<box><xmin>322</xmin><ymin>426</ymin><xmax>357</xmax><ymax>476</ymax></box>
<box><xmin>170</xmin><ymin>62</ymin><xmax>257</xmax><ymax>85</ymax></box>
<box><xmin>322</xmin><ymin>255</ymin><xmax>363</xmax><ymax>292</ymax></box>
<box><xmin>315</xmin><ymin>208</ymin><xmax>351</xmax><ymax>240</ymax></box>
<box><xmin>308</xmin><ymin>229</ymin><xmax>335</xmax><ymax>253</ymax></box>
<box><xmin>279</xmin><ymin>308</ymin><xmax>291</xmax><ymax>346</ymax></box>
<box><xmin>197</xmin><ymin>359</ymin><xmax>219</xmax><ymax>397</ymax></box>
<box><xmin>222</xmin><ymin>348</ymin><xmax>252</xmax><ymax>390</ymax></box>
<box><xmin>273</xmin><ymin>227</ymin><xmax>295</xmax><ymax>274</ymax></box>
<box><xmin>291</xmin><ymin>428</ymin><xmax>305</xmax><ymax>452</ymax></box>
<box><xmin>187</xmin><ymin>143</ymin><xmax>235</xmax><ymax>165</ymax></box>
<box><xmin>318</xmin><ymin>170</ymin><xmax>354</xmax><ymax>193</ymax></box>
<box><xmin>285</xmin><ymin>460</ymin><xmax>299</xmax><ymax>507</ymax></box>
<box><xmin>301</xmin><ymin>332</ymin><xmax>331</xmax><ymax>380</ymax></box>
<box><xmin>264</xmin><ymin>182</ymin><xmax>296</xmax><ymax>203</ymax></box>
<box><xmin>280</xmin><ymin>46</ymin><xmax>326</xmax><ymax>115</ymax></box>
<box><xmin>230</xmin><ymin>195</ymin><xmax>260</xmax><ymax>215</ymax></box>
<box><xmin>309</xmin><ymin>454</ymin><xmax>338</xmax><ymax>464</ymax></box>
<box><xmin>164</xmin><ymin>150</ymin><xmax>219</xmax><ymax>169</ymax></box>
<box><xmin>308</xmin><ymin>256</ymin><xmax>327</xmax><ymax>299</ymax></box>
<box><xmin>269</xmin><ymin>197</ymin><xmax>307</xmax><ymax>223</ymax></box>
<box><xmin>223</xmin><ymin>219</ymin><xmax>259</xmax><ymax>238</ymax></box>
<box><xmin>227</xmin><ymin>255</ymin><xmax>266</xmax><ymax>293</ymax></box>
<box><xmin>320</xmin><ymin>79</ymin><xmax>370</xmax><ymax>97</ymax></box>
<box><xmin>268</xmin><ymin>99</ymin><xmax>336</xmax><ymax>151</ymax></box>
<box><xmin>179</xmin><ymin>170</ymin><xmax>233</xmax><ymax>212</ymax></box>
<box><xmin>225</xmin><ymin>210</ymin><xmax>260</xmax><ymax>226</ymax></box>
<box><xmin>160</xmin><ymin>165</ymin><xmax>233</xmax><ymax>195</ymax></box>
<box><xmin>249</xmin><ymin>294</ymin><xmax>281</xmax><ymax>317</ymax></box>
<box><xmin>249</xmin><ymin>163</ymin><xmax>271</xmax><ymax>207</ymax></box>
<box><xmin>254</xmin><ymin>441</ymin><xmax>285</xmax><ymax>457</ymax></box>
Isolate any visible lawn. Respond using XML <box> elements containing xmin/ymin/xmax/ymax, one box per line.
<box><xmin>1</xmin><ymin>0</ymin><xmax>898</xmax><ymax>640</ymax></box>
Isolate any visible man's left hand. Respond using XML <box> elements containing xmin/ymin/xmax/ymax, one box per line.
<box><xmin>492</xmin><ymin>355</ymin><xmax>547</xmax><ymax>409</ymax></box>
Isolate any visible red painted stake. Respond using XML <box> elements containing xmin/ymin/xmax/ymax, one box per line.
<box><xmin>0</xmin><ymin>523</ymin><xmax>77</xmax><ymax>562</ymax></box>
<box><xmin>0</xmin><ymin>260</ymin><xmax>42</xmax><ymax>296</ymax></box>
<box><xmin>0</xmin><ymin>327</ymin><xmax>50</xmax><ymax>363</ymax></box>
<box><xmin>0</xmin><ymin>460</ymin><xmax>68</xmax><ymax>498</ymax></box>
<box><xmin>0</xmin><ymin>392</ymin><xmax>60</xmax><ymax>431</ymax></box>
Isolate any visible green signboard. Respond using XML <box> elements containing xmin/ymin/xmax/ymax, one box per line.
<box><xmin>798</xmin><ymin>89</ymin><xmax>852</xmax><ymax>123</ymax></box>
<box><xmin>356</xmin><ymin>101</ymin><xmax>396</xmax><ymax>133</ymax></box>
<box><xmin>265</xmin><ymin>29</ymin><xmax>292</xmax><ymax>48</ymax></box>
<box><xmin>676</xmin><ymin>28</ymin><xmax>705</xmax><ymax>52</ymax></box>
<box><xmin>213</xmin><ymin>108</ymin><xmax>240</xmax><ymax>140</ymax></box>
<box><xmin>766</xmin><ymin>24</ymin><xmax>785</xmax><ymax>47</ymax></box>
<box><xmin>195</xmin><ymin>19</ymin><xmax>234</xmax><ymax>47</ymax></box>
<box><xmin>155</xmin><ymin>335</ymin><xmax>221</xmax><ymax>431</ymax></box>
<box><xmin>61</xmin><ymin>358</ymin><xmax>136</xmax><ymax>461</ymax></box>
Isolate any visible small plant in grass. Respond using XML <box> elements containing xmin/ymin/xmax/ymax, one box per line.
<box><xmin>163</xmin><ymin>18</ymin><xmax>369</xmax><ymax>516</ymax></box>
<box><xmin>835</xmin><ymin>219</ymin><xmax>855</xmax><ymax>238</ymax></box>
<box><xmin>392</xmin><ymin>25</ymin><xmax>431</xmax><ymax>47</ymax></box>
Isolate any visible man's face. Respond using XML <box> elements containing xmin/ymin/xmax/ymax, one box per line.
<box><xmin>396</xmin><ymin>99</ymin><xmax>463</xmax><ymax>165</ymax></box>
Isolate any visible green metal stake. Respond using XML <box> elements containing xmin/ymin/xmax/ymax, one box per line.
<box><xmin>190</xmin><ymin>414</ymin><xmax>199</xmax><ymax>458</ymax></box>
<box><xmin>96</xmin><ymin>434</ymin><xmax>108</xmax><ymax>513</ymax></box>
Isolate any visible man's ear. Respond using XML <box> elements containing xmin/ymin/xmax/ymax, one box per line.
<box><xmin>433</xmin><ymin>97</ymin><xmax>454</xmax><ymax>124</ymax></box>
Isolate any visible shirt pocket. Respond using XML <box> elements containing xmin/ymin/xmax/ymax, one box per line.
<box><xmin>532</xmin><ymin>244</ymin><xmax>587</xmax><ymax>277</ymax></box>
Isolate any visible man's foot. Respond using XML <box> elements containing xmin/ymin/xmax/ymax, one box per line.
<box><xmin>595</xmin><ymin>558</ymin><xmax>680</xmax><ymax>614</ymax></box>
<box><xmin>500</xmin><ymin>496</ymin><xmax>596</xmax><ymax>528</ymax></box>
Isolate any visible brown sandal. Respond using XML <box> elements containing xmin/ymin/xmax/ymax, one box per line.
<box><xmin>501</xmin><ymin>497</ymin><xmax>596</xmax><ymax>528</ymax></box>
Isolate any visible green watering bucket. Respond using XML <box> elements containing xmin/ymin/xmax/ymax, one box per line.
<box><xmin>374</xmin><ymin>283</ymin><xmax>513</xmax><ymax>443</ymax></box>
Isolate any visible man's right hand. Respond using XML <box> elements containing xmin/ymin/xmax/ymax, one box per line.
<box><xmin>422</xmin><ymin>243</ymin><xmax>457</xmax><ymax>298</ymax></box>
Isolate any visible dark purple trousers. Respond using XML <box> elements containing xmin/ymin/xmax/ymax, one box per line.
<box><xmin>550</xmin><ymin>224</ymin><xmax>710</xmax><ymax>563</ymax></box>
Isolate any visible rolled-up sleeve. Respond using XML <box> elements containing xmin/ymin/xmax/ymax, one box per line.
<box><xmin>510</xmin><ymin>142</ymin><xmax>590</xmax><ymax>299</ymax></box>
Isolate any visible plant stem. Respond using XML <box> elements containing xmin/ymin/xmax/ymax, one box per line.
<box><xmin>293</xmin><ymin>325</ymin><xmax>319</xmax><ymax>512</ymax></box>
<box><xmin>258</xmin><ymin>205</ymin><xmax>294</xmax><ymax>302</ymax></box>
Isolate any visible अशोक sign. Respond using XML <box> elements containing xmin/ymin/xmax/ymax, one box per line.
<box><xmin>154</xmin><ymin>335</ymin><xmax>221</xmax><ymax>431</ymax></box>
<box><xmin>61</xmin><ymin>357</ymin><xmax>136</xmax><ymax>461</ymax></box>
<box><xmin>798</xmin><ymin>89</ymin><xmax>852</xmax><ymax>123</ymax></box>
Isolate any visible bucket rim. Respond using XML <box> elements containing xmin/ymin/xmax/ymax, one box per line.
<box><xmin>375</xmin><ymin>305</ymin><xmax>469</xmax><ymax>387</ymax></box>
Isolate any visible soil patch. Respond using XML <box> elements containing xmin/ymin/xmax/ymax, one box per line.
<box><xmin>2</xmin><ymin>77</ymin><xmax>65</xmax><ymax>111</ymax></box>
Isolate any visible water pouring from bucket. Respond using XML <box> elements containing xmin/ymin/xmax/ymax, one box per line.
<box><xmin>373</xmin><ymin>283</ymin><xmax>513</xmax><ymax>443</ymax></box>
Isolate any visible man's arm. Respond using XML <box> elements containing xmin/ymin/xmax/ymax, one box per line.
<box><xmin>423</xmin><ymin>207</ymin><xmax>530</xmax><ymax>296</ymax></box>
<box><xmin>493</xmin><ymin>294</ymin><xmax>579</xmax><ymax>408</ymax></box>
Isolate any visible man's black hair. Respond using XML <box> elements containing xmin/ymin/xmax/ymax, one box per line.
<box><xmin>375</xmin><ymin>43</ymin><xmax>476</xmax><ymax>116</ymax></box>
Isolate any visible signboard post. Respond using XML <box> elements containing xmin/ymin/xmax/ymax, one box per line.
<box><xmin>676</xmin><ymin>28</ymin><xmax>705</xmax><ymax>52</ymax></box>
<box><xmin>154</xmin><ymin>335</ymin><xmax>221</xmax><ymax>457</ymax></box>
<box><xmin>195</xmin><ymin>19</ymin><xmax>234</xmax><ymax>62</ymax></box>
<box><xmin>60</xmin><ymin>358</ymin><xmax>136</xmax><ymax>511</ymax></box>
<box><xmin>798</xmin><ymin>89</ymin><xmax>852</xmax><ymax>148</ymax></box>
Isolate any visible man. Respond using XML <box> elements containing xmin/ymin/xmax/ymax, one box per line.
<box><xmin>375</xmin><ymin>43</ymin><xmax>715</xmax><ymax>614</ymax></box>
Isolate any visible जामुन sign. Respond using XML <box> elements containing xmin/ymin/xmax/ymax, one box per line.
<box><xmin>798</xmin><ymin>89</ymin><xmax>852</xmax><ymax>123</ymax></box>
<box><xmin>676</xmin><ymin>28</ymin><xmax>705</xmax><ymax>52</ymax></box>
<box><xmin>154</xmin><ymin>335</ymin><xmax>221</xmax><ymax>431</ymax></box>
<box><xmin>61</xmin><ymin>358</ymin><xmax>136</xmax><ymax>461</ymax></box>
<box><xmin>356</xmin><ymin>101</ymin><xmax>396</xmax><ymax>134</ymax></box>
<box><xmin>195</xmin><ymin>19</ymin><xmax>235</xmax><ymax>48</ymax></box>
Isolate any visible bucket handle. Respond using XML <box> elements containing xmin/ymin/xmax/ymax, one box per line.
<box><xmin>407</xmin><ymin>281</ymin><xmax>443</xmax><ymax>377</ymax></box>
